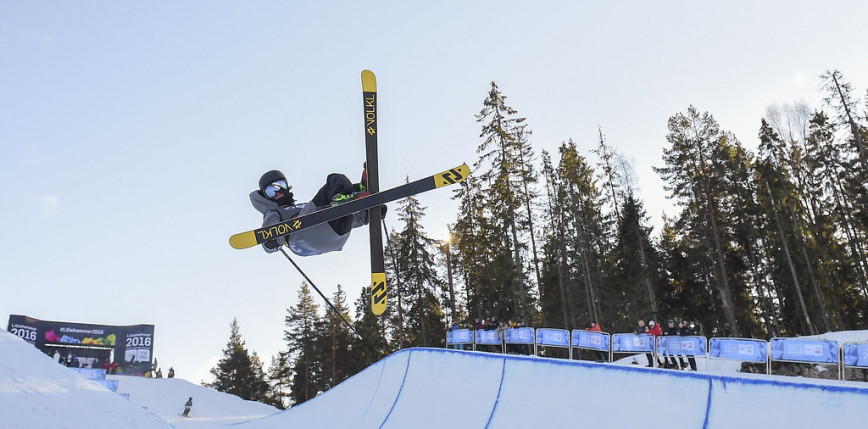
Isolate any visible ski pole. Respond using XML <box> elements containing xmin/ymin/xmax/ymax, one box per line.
<box><xmin>279</xmin><ymin>246</ymin><xmax>362</xmax><ymax>339</ymax></box>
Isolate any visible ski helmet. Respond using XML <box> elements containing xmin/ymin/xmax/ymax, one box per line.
<box><xmin>259</xmin><ymin>170</ymin><xmax>287</xmax><ymax>194</ymax></box>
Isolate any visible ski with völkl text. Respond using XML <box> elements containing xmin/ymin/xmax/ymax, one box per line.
<box><xmin>228</xmin><ymin>163</ymin><xmax>469</xmax><ymax>250</ymax></box>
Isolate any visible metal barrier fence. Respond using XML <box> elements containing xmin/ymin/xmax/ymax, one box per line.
<box><xmin>708</xmin><ymin>337</ymin><xmax>768</xmax><ymax>374</ymax></box>
<box><xmin>445</xmin><ymin>329</ymin><xmax>867</xmax><ymax>382</ymax></box>
<box><xmin>571</xmin><ymin>330</ymin><xmax>611</xmax><ymax>362</ymax></box>
<box><xmin>536</xmin><ymin>328</ymin><xmax>571</xmax><ymax>358</ymax></box>
<box><xmin>657</xmin><ymin>336</ymin><xmax>705</xmax><ymax>370</ymax></box>
<box><xmin>770</xmin><ymin>337</ymin><xmax>840</xmax><ymax>380</ymax></box>
<box><xmin>843</xmin><ymin>342</ymin><xmax>868</xmax><ymax>381</ymax></box>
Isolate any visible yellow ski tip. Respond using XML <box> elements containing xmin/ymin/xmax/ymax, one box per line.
<box><xmin>362</xmin><ymin>70</ymin><xmax>377</xmax><ymax>92</ymax></box>
<box><xmin>434</xmin><ymin>163</ymin><xmax>470</xmax><ymax>188</ymax></box>
<box><xmin>229</xmin><ymin>231</ymin><xmax>258</xmax><ymax>249</ymax></box>
<box><xmin>371</xmin><ymin>272</ymin><xmax>387</xmax><ymax>315</ymax></box>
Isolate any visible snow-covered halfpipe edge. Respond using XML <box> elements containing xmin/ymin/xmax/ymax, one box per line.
<box><xmin>236</xmin><ymin>347</ymin><xmax>868</xmax><ymax>428</ymax></box>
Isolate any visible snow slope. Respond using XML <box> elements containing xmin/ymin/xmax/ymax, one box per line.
<box><xmin>107</xmin><ymin>375</ymin><xmax>278</xmax><ymax>428</ymax></box>
<box><xmin>0</xmin><ymin>329</ymin><xmax>172</xmax><ymax>429</ymax></box>
<box><xmin>4</xmin><ymin>327</ymin><xmax>868</xmax><ymax>428</ymax></box>
<box><xmin>237</xmin><ymin>348</ymin><xmax>868</xmax><ymax>428</ymax></box>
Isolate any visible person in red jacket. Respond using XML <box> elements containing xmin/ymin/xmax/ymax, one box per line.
<box><xmin>647</xmin><ymin>320</ymin><xmax>664</xmax><ymax>367</ymax></box>
<box><xmin>585</xmin><ymin>322</ymin><xmax>606</xmax><ymax>362</ymax></box>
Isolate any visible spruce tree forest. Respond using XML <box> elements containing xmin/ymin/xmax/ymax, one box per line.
<box><xmin>209</xmin><ymin>69</ymin><xmax>868</xmax><ymax>408</ymax></box>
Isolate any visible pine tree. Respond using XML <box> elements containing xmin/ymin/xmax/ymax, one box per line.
<box><xmin>284</xmin><ymin>282</ymin><xmax>326</xmax><ymax>405</ymax></box>
<box><xmin>389</xmin><ymin>193</ymin><xmax>446</xmax><ymax>347</ymax></box>
<box><xmin>206</xmin><ymin>318</ymin><xmax>270</xmax><ymax>403</ymax></box>
<box><xmin>470</xmin><ymin>81</ymin><xmax>539</xmax><ymax>323</ymax></box>
<box><xmin>265</xmin><ymin>352</ymin><xmax>291</xmax><ymax>409</ymax></box>
<box><xmin>318</xmin><ymin>285</ymin><xmax>355</xmax><ymax>389</ymax></box>
<box><xmin>655</xmin><ymin>106</ymin><xmax>741</xmax><ymax>336</ymax></box>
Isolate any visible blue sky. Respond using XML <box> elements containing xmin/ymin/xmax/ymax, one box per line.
<box><xmin>2</xmin><ymin>1</ymin><xmax>867</xmax><ymax>382</ymax></box>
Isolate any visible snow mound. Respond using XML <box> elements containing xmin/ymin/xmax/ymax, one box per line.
<box><xmin>0</xmin><ymin>329</ymin><xmax>172</xmax><ymax>429</ymax></box>
<box><xmin>108</xmin><ymin>374</ymin><xmax>278</xmax><ymax>427</ymax></box>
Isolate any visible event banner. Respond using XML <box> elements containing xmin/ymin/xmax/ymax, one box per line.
<box><xmin>657</xmin><ymin>336</ymin><xmax>707</xmax><ymax>357</ymax></box>
<box><xmin>536</xmin><ymin>329</ymin><xmax>570</xmax><ymax>347</ymax></box>
<box><xmin>843</xmin><ymin>343</ymin><xmax>868</xmax><ymax>367</ymax></box>
<box><xmin>6</xmin><ymin>315</ymin><xmax>154</xmax><ymax>365</ymax></box>
<box><xmin>709</xmin><ymin>338</ymin><xmax>767</xmax><ymax>362</ymax></box>
<box><xmin>612</xmin><ymin>334</ymin><xmax>654</xmax><ymax>353</ymax></box>
<box><xmin>770</xmin><ymin>338</ymin><xmax>839</xmax><ymax>364</ymax></box>
<box><xmin>475</xmin><ymin>330</ymin><xmax>501</xmax><ymax>345</ymax></box>
<box><xmin>504</xmin><ymin>327</ymin><xmax>535</xmax><ymax>345</ymax></box>
<box><xmin>447</xmin><ymin>329</ymin><xmax>474</xmax><ymax>344</ymax></box>
<box><xmin>571</xmin><ymin>330</ymin><xmax>610</xmax><ymax>352</ymax></box>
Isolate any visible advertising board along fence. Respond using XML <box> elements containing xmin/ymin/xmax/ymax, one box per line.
<box><xmin>504</xmin><ymin>327</ymin><xmax>535</xmax><ymax>355</ymax></box>
<box><xmin>536</xmin><ymin>328</ymin><xmax>571</xmax><ymax>358</ymax></box>
<box><xmin>770</xmin><ymin>337</ymin><xmax>841</xmax><ymax>380</ymax></box>
<box><xmin>474</xmin><ymin>329</ymin><xmax>503</xmax><ymax>353</ymax></box>
<box><xmin>446</xmin><ymin>329</ymin><xmax>474</xmax><ymax>350</ymax></box>
<box><xmin>843</xmin><ymin>342</ymin><xmax>868</xmax><ymax>381</ymax></box>
<box><xmin>571</xmin><ymin>330</ymin><xmax>611</xmax><ymax>362</ymax></box>
<box><xmin>657</xmin><ymin>336</ymin><xmax>706</xmax><ymax>368</ymax></box>
<box><xmin>612</xmin><ymin>333</ymin><xmax>656</xmax><ymax>366</ymax></box>
<box><xmin>708</xmin><ymin>338</ymin><xmax>769</xmax><ymax>374</ymax></box>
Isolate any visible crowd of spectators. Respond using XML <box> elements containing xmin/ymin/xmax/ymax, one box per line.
<box><xmin>450</xmin><ymin>315</ymin><xmax>699</xmax><ymax>370</ymax></box>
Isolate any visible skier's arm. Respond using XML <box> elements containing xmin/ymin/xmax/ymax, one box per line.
<box><xmin>261</xmin><ymin>210</ymin><xmax>286</xmax><ymax>253</ymax></box>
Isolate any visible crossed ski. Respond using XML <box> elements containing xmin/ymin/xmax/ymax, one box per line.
<box><xmin>228</xmin><ymin>163</ymin><xmax>469</xmax><ymax>250</ymax></box>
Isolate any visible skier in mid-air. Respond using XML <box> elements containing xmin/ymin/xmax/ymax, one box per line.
<box><xmin>250</xmin><ymin>167</ymin><xmax>385</xmax><ymax>256</ymax></box>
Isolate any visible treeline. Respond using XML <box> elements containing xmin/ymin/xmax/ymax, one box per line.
<box><xmin>209</xmin><ymin>69</ymin><xmax>868</xmax><ymax>408</ymax></box>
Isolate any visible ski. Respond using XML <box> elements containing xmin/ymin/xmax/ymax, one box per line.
<box><xmin>228</xmin><ymin>163</ymin><xmax>469</xmax><ymax>250</ymax></box>
<box><xmin>362</xmin><ymin>70</ymin><xmax>387</xmax><ymax>315</ymax></box>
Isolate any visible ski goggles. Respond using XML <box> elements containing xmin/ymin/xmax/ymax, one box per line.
<box><xmin>264</xmin><ymin>180</ymin><xmax>289</xmax><ymax>199</ymax></box>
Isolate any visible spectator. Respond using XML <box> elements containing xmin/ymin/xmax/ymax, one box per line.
<box><xmin>474</xmin><ymin>318</ymin><xmax>484</xmax><ymax>331</ymax></box>
<box><xmin>111</xmin><ymin>361</ymin><xmax>118</xmax><ymax>374</ymax></box>
<box><xmin>102</xmin><ymin>359</ymin><xmax>112</xmax><ymax>373</ymax></box>
<box><xmin>156</xmin><ymin>368</ymin><xmax>163</xmax><ymax>378</ymax></box>
<box><xmin>168</xmin><ymin>367</ymin><xmax>175</xmax><ymax>378</ymax></box>
<box><xmin>647</xmin><ymin>320</ymin><xmax>664</xmax><ymax>367</ymax></box>
<box><xmin>586</xmin><ymin>322</ymin><xmax>607</xmax><ymax>362</ymax></box>
<box><xmin>679</xmin><ymin>320</ymin><xmax>698</xmax><ymax>371</ymax></box>
<box><xmin>451</xmin><ymin>323</ymin><xmax>464</xmax><ymax>350</ymax></box>
<box><xmin>182</xmin><ymin>397</ymin><xmax>193</xmax><ymax>417</ymax></box>
<box><xmin>663</xmin><ymin>320</ymin><xmax>684</xmax><ymax>369</ymax></box>
<box><xmin>635</xmin><ymin>320</ymin><xmax>654</xmax><ymax>367</ymax></box>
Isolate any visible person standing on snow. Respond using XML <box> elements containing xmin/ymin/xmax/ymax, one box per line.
<box><xmin>647</xmin><ymin>320</ymin><xmax>664</xmax><ymax>367</ymax></box>
<box><xmin>182</xmin><ymin>397</ymin><xmax>193</xmax><ymax>417</ymax></box>
<box><xmin>662</xmin><ymin>320</ymin><xmax>683</xmax><ymax>369</ymax></box>
<box><xmin>586</xmin><ymin>322</ymin><xmax>607</xmax><ymax>362</ymax></box>
<box><xmin>250</xmin><ymin>168</ymin><xmax>384</xmax><ymax>256</ymax></box>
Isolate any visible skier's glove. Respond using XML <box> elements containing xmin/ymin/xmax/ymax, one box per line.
<box><xmin>264</xmin><ymin>239</ymin><xmax>279</xmax><ymax>250</ymax></box>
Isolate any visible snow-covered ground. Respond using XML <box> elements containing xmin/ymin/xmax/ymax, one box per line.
<box><xmin>3</xmin><ymin>328</ymin><xmax>868</xmax><ymax>428</ymax></box>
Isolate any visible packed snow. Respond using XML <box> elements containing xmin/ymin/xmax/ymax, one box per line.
<box><xmin>3</xmin><ymin>328</ymin><xmax>868</xmax><ymax>428</ymax></box>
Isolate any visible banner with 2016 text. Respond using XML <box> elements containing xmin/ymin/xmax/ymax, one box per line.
<box><xmin>709</xmin><ymin>338</ymin><xmax>767</xmax><ymax>362</ymax></box>
<box><xmin>770</xmin><ymin>338</ymin><xmax>839</xmax><ymax>364</ymax></box>
<box><xmin>7</xmin><ymin>314</ymin><xmax>154</xmax><ymax>372</ymax></box>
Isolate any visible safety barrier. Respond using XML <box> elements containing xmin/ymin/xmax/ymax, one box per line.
<box><xmin>571</xmin><ymin>330</ymin><xmax>611</xmax><ymax>362</ymax></box>
<box><xmin>504</xmin><ymin>327</ymin><xmax>535</xmax><ymax>355</ymax></box>
<box><xmin>612</xmin><ymin>333</ymin><xmax>656</xmax><ymax>366</ymax></box>
<box><xmin>473</xmin><ymin>329</ymin><xmax>503</xmax><ymax>353</ymax></box>
<box><xmin>770</xmin><ymin>337</ymin><xmax>841</xmax><ymax>380</ymax></box>
<box><xmin>843</xmin><ymin>342</ymin><xmax>868</xmax><ymax>381</ymax></box>
<box><xmin>657</xmin><ymin>335</ymin><xmax>705</xmax><ymax>369</ymax></box>
<box><xmin>446</xmin><ymin>329</ymin><xmax>866</xmax><ymax>382</ymax></box>
<box><xmin>708</xmin><ymin>337</ymin><xmax>768</xmax><ymax>373</ymax></box>
<box><xmin>536</xmin><ymin>328</ymin><xmax>571</xmax><ymax>357</ymax></box>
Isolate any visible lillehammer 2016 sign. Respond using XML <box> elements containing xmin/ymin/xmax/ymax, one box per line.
<box><xmin>7</xmin><ymin>314</ymin><xmax>154</xmax><ymax>371</ymax></box>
